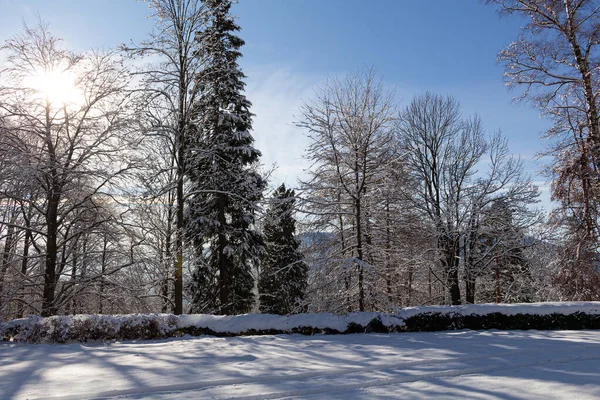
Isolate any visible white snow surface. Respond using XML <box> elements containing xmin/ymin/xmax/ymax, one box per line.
<box><xmin>2</xmin><ymin>329</ymin><xmax>600</xmax><ymax>399</ymax></box>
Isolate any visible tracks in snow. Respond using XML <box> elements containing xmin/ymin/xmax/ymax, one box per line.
<box><xmin>32</xmin><ymin>343</ymin><xmax>600</xmax><ymax>400</ymax></box>
<box><xmin>227</xmin><ymin>352</ymin><xmax>600</xmax><ymax>400</ymax></box>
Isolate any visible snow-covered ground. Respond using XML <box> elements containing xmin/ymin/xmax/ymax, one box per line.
<box><xmin>2</xmin><ymin>329</ymin><xmax>600</xmax><ymax>399</ymax></box>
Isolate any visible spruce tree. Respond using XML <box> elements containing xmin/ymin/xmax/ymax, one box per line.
<box><xmin>187</xmin><ymin>0</ymin><xmax>265</xmax><ymax>315</ymax></box>
<box><xmin>258</xmin><ymin>184</ymin><xmax>308</xmax><ymax>315</ymax></box>
<box><xmin>479</xmin><ymin>199</ymin><xmax>533</xmax><ymax>303</ymax></box>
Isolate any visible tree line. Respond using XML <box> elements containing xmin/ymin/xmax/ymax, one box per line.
<box><xmin>0</xmin><ymin>0</ymin><xmax>599</xmax><ymax>320</ymax></box>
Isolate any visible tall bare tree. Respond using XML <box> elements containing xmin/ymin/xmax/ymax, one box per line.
<box><xmin>124</xmin><ymin>0</ymin><xmax>207</xmax><ymax>314</ymax></box>
<box><xmin>487</xmin><ymin>0</ymin><xmax>600</xmax><ymax>288</ymax></box>
<box><xmin>299</xmin><ymin>68</ymin><xmax>397</xmax><ymax>312</ymax></box>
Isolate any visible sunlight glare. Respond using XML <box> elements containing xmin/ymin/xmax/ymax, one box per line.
<box><xmin>27</xmin><ymin>69</ymin><xmax>83</xmax><ymax>108</ymax></box>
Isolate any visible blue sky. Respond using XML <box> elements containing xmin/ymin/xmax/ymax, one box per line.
<box><xmin>0</xmin><ymin>0</ymin><xmax>553</xmax><ymax>207</ymax></box>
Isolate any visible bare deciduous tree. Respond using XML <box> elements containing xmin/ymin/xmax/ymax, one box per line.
<box><xmin>487</xmin><ymin>0</ymin><xmax>600</xmax><ymax>289</ymax></box>
<box><xmin>0</xmin><ymin>23</ymin><xmax>137</xmax><ymax>316</ymax></box>
<box><xmin>299</xmin><ymin>68</ymin><xmax>397</xmax><ymax>312</ymax></box>
<box><xmin>123</xmin><ymin>0</ymin><xmax>208</xmax><ymax>314</ymax></box>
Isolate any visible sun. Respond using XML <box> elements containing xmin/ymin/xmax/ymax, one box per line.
<box><xmin>27</xmin><ymin>69</ymin><xmax>83</xmax><ymax>108</ymax></box>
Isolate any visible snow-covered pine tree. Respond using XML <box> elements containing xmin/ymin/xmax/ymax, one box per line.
<box><xmin>258</xmin><ymin>184</ymin><xmax>308</xmax><ymax>315</ymax></box>
<box><xmin>187</xmin><ymin>0</ymin><xmax>265</xmax><ymax>315</ymax></box>
<box><xmin>477</xmin><ymin>199</ymin><xmax>533</xmax><ymax>303</ymax></box>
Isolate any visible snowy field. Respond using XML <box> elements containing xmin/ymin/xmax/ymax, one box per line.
<box><xmin>2</xmin><ymin>330</ymin><xmax>600</xmax><ymax>399</ymax></box>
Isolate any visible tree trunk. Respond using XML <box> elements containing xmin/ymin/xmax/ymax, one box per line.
<box><xmin>438</xmin><ymin>229</ymin><xmax>461</xmax><ymax>306</ymax></box>
<box><xmin>355</xmin><ymin>194</ymin><xmax>364</xmax><ymax>312</ymax></box>
<box><xmin>406</xmin><ymin>265</ymin><xmax>414</xmax><ymax>307</ymax></box>
<box><xmin>41</xmin><ymin>99</ymin><xmax>61</xmax><ymax>317</ymax></box>
<box><xmin>465</xmin><ymin>273</ymin><xmax>475</xmax><ymax>304</ymax></box>
<box><xmin>42</xmin><ymin>192</ymin><xmax>59</xmax><ymax>317</ymax></box>
<box><xmin>78</xmin><ymin>238</ymin><xmax>88</xmax><ymax>314</ymax></box>
<box><xmin>495</xmin><ymin>264</ymin><xmax>501</xmax><ymax>303</ymax></box>
<box><xmin>354</xmin><ymin>160</ymin><xmax>364</xmax><ymax>312</ymax></box>
<box><xmin>564</xmin><ymin>3</ymin><xmax>600</xmax><ymax>175</ymax></box>
<box><xmin>173</xmin><ymin>43</ymin><xmax>188</xmax><ymax>315</ymax></box>
<box><xmin>448</xmin><ymin>266</ymin><xmax>461</xmax><ymax>305</ymax></box>
<box><xmin>162</xmin><ymin>197</ymin><xmax>174</xmax><ymax>313</ymax></box>
<box><xmin>68</xmin><ymin>239</ymin><xmax>79</xmax><ymax>315</ymax></box>
<box><xmin>0</xmin><ymin>214</ymin><xmax>16</xmax><ymax>306</ymax></box>
<box><xmin>428</xmin><ymin>268</ymin><xmax>432</xmax><ymax>300</ymax></box>
<box><xmin>384</xmin><ymin>201</ymin><xmax>394</xmax><ymax>306</ymax></box>
<box><xmin>443</xmin><ymin>233</ymin><xmax>461</xmax><ymax>305</ymax></box>
<box><xmin>465</xmin><ymin>226</ymin><xmax>477</xmax><ymax>304</ymax></box>
<box><xmin>99</xmin><ymin>235</ymin><xmax>108</xmax><ymax>314</ymax></box>
<box><xmin>337</xmin><ymin>191</ymin><xmax>352</xmax><ymax>312</ymax></box>
<box><xmin>174</xmin><ymin>149</ymin><xmax>184</xmax><ymax>315</ymax></box>
<box><xmin>217</xmin><ymin>195</ymin><xmax>230</xmax><ymax>315</ymax></box>
<box><xmin>16</xmin><ymin>228</ymin><xmax>32</xmax><ymax>318</ymax></box>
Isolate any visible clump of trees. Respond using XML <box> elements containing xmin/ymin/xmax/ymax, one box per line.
<box><xmin>298</xmin><ymin>72</ymin><xmax>542</xmax><ymax>311</ymax></box>
<box><xmin>0</xmin><ymin>0</ymin><xmax>274</xmax><ymax>319</ymax></box>
<box><xmin>0</xmin><ymin>0</ymin><xmax>598</xmax><ymax>321</ymax></box>
<box><xmin>0</xmin><ymin>24</ymin><xmax>139</xmax><ymax>317</ymax></box>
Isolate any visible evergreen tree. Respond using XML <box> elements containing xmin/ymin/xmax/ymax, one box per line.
<box><xmin>187</xmin><ymin>0</ymin><xmax>265</xmax><ymax>315</ymax></box>
<box><xmin>479</xmin><ymin>199</ymin><xmax>533</xmax><ymax>303</ymax></box>
<box><xmin>258</xmin><ymin>184</ymin><xmax>308</xmax><ymax>315</ymax></box>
